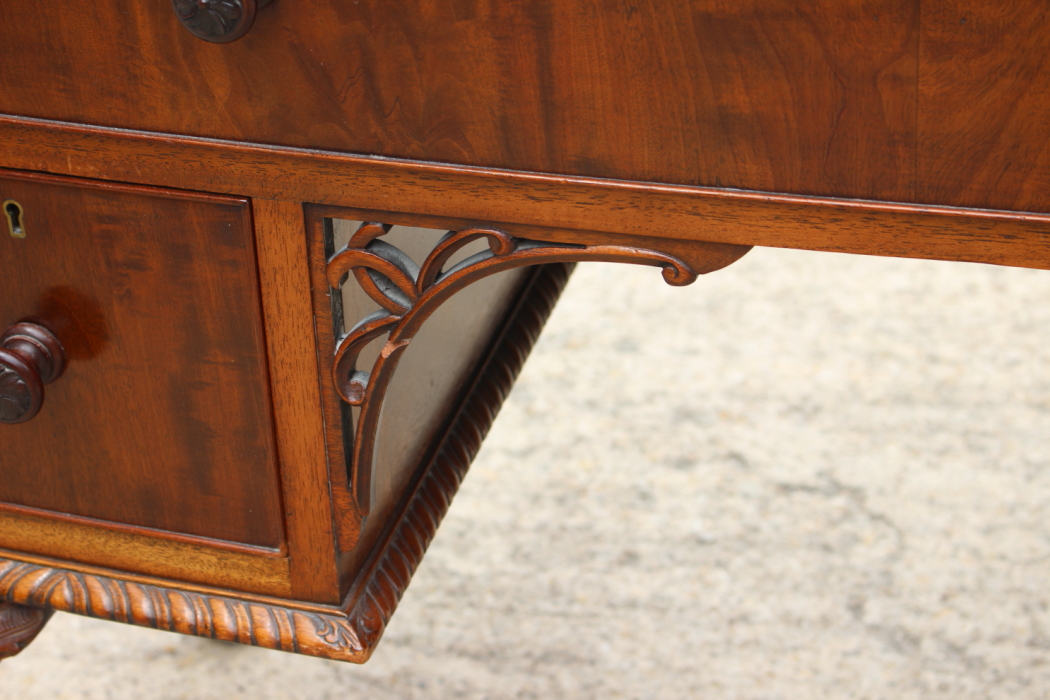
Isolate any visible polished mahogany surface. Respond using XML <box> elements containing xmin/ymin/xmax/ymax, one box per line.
<box><xmin>0</xmin><ymin>0</ymin><xmax>1047</xmax><ymax>667</ymax></box>
<box><xmin>0</xmin><ymin>2</ymin><xmax>1046</xmax><ymax>212</ymax></box>
<box><xmin>0</xmin><ymin>171</ymin><xmax>283</xmax><ymax>549</ymax></box>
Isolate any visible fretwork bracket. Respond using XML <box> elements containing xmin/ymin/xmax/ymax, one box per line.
<box><xmin>0</xmin><ymin>225</ymin><xmax>748</xmax><ymax>665</ymax></box>
<box><xmin>325</xmin><ymin>221</ymin><xmax>751</xmax><ymax>530</ymax></box>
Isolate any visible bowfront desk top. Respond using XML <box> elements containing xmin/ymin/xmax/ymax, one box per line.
<box><xmin>0</xmin><ymin>0</ymin><xmax>1048</xmax><ymax>665</ymax></box>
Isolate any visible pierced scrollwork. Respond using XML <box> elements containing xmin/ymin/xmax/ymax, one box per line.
<box><xmin>326</xmin><ymin>223</ymin><xmax>700</xmax><ymax>514</ymax></box>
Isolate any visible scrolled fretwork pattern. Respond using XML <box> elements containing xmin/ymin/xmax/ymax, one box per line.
<box><xmin>346</xmin><ymin>262</ymin><xmax>575</xmax><ymax>643</ymax></box>
<box><xmin>327</xmin><ymin>224</ymin><xmax>699</xmax><ymax>513</ymax></box>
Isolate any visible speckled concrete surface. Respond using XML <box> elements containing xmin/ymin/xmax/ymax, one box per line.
<box><xmin>3</xmin><ymin>247</ymin><xmax>1050</xmax><ymax>699</ymax></box>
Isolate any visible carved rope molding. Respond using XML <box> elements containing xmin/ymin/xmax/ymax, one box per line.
<box><xmin>345</xmin><ymin>263</ymin><xmax>575</xmax><ymax>645</ymax></box>
<box><xmin>0</xmin><ymin>263</ymin><xmax>574</xmax><ymax>663</ymax></box>
<box><xmin>327</xmin><ymin>224</ymin><xmax>748</xmax><ymax>515</ymax></box>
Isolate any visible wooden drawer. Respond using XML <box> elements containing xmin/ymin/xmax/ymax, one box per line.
<box><xmin>0</xmin><ymin>170</ymin><xmax>284</xmax><ymax>553</ymax></box>
<box><xmin>0</xmin><ymin>0</ymin><xmax>1048</xmax><ymax>674</ymax></box>
<box><xmin>0</xmin><ymin>162</ymin><xmax>749</xmax><ymax>661</ymax></box>
<box><xmin>1</xmin><ymin>3</ymin><xmax>1048</xmax><ymax>212</ymax></box>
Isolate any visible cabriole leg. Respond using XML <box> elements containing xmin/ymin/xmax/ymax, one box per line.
<box><xmin>0</xmin><ymin>602</ymin><xmax>52</xmax><ymax>661</ymax></box>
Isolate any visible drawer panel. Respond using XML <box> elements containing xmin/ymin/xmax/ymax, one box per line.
<box><xmin>0</xmin><ymin>171</ymin><xmax>284</xmax><ymax>550</ymax></box>
<box><xmin>2</xmin><ymin>4</ymin><xmax>1048</xmax><ymax>212</ymax></box>
<box><xmin>0</xmin><ymin>1</ymin><xmax>918</xmax><ymax>204</ymax></box>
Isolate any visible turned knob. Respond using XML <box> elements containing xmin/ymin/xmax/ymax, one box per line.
<box><xmin>172</xmin><ymin>0</ymin><xmax>275</xmax><ymax>43</ymax></box>
<box><xmin>0</xmin><ymin>323</ymin><xmax>65</xmax><ymax>425</ymax></box>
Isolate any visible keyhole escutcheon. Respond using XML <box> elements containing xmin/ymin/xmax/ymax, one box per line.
<box><xmin>4</xmin><ymin>200</ymin><xmax>25</xmax><ymax>239</ymax></box>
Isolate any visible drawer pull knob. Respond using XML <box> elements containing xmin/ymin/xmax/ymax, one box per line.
<box><xmin>172</xmin><ymin>0</ymin><xmax>275</xmax><ymax>44</ymax></box>
<box><xmin>0</xmin><ymin>323</ymin><xmax>65</xmax><ymax>425</ymax></box>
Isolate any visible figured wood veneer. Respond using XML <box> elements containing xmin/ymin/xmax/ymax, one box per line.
<box><xmin>0</xmin><ymin>170</ymin><xmax>284</xmax><ymax>550</ymax></box>
<box><xmin>0</xmin><ymin>262</ymin><xmax>576</xmax><ymax>662</ymax></box>
<box><xmin>1</xmin><ymin>0</ymin><xmax>1047</xmax><ymax>668</ymax></box>
<box><xmin>2</xmin><ymin>3</ymin><xmax>1047</xmax><ymax>213</ymax></box>
<box><xmin>918</xmin><ymin>1</ymin><xmax>1050</xmax><ymax>212</ymax></box>
<box><xmin>251</xmin><ymin>199</ymin><xmax>342</xmax><ymax>603</ymax></box>
<box><xmin>0</xmin><ymin>1</ymin><xmax>914</xmax><ymax>201</ymax></box>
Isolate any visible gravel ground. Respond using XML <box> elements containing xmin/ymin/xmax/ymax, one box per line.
<box><xmin>3</xmin><ymin>246</ymin><xmax>1050</xmax><ymax>699</ymax></box>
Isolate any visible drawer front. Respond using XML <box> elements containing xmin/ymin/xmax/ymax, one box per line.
<box><xmin>0</xmin><ymin>1</ymin><xmax>914</xmax><ymax>203</ymax></box>
<box><xmin>0</xmin><ymin>171</ymin><xmax>284</xmax><ymax>550</ymax></box>
<box><xmin>4</xmin><ymin>3</ymin><xmax>1048</xmax><ymax>212</ymax></box>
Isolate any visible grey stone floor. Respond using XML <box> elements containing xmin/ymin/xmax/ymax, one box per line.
<box><xmin>3</xmin><ymin>247</ymin><xmax>1050</xmax><ymax>699</ymax></box>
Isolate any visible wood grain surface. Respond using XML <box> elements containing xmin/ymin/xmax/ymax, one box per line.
<box><xmin>0</xmin><ymin>262</ymin><xmax>575</xmax><ymax>663</ymax></box>
<box><xmin>0</xmin><ymin>2</ymin><xmax>1045</xmax><ymax>212</ymax></box>
<box><xmin>0</xmin><ymin>170</ymin><xmax>284</xmax><ymax>550</ymax></box>
<box><xmin>3</xmin><ymin>117</ymin><xmax>1049</xmax><ymax>270</ymax></box>
<box><xmin>0</xmin><ymin>1</ymin><xmax>911</xmax><ymax>199</ymax></box>
<box><xmin>918</xmin><ymin>1</ymin><xmax>1050</xmax><ymax>212</ymax></box>
<box><xmin>252</xmin><ymin>199</ymin><xmax>342</xmax><ymax>603</ymax></box>
<box><xmin>0</xmin><ymin>509</ymin><xmax>292</xmax><ymax>597</ymax></box>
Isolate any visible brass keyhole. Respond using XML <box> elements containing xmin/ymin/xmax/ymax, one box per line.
<box><xmin>3</xmin><ymin>200</ymin><xmax>25</xmax><ymax>239</ymax></box>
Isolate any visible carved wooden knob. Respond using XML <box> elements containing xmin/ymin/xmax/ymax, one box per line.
<box><xmin>172</xmin><ymin>0</ymin><xmax>275</xmax><ymax>44</ymax></box>
<box><xmin>0</xmin><ymin>323</ymin><xmax>65</xmax><ymax>425</ymax></box>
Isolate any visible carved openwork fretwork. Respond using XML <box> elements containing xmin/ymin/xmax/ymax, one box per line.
<box><xmin>326</xmin><ymin>223</ymin><xmax>711</xmax><ymax>515</ymax></box>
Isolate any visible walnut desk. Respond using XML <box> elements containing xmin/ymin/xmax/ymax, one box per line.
<box><xmin>0</xmin><ymin>1</ymin><xmax>1047</xmax><ymax>663</ymax></box>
